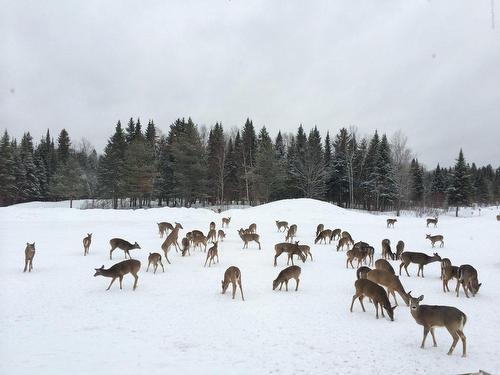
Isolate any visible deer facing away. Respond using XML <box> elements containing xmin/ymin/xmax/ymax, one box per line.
<box><xmin>83</xmin><ymin>233</ymin><xmax>92</xmax><ymax>256</ymax></box>
<box><xmin>94</xmin><ymin>259</ymin><xmax>141</xmax><ymax>291</ymax></box>
<box><xmin>204</xmin><ymin>241</ymin><xmax>219</xmax><ymax>267</ymax></box>
<box><xmin>273</xmin><ymin>265</ymin><xmax>301</xmax><ymax>291</ymax></box>
<box><xmin>23</xmin><ymin>242</ymin><xmax>35</xmax><ymax>272</ymax></box>
<box><xmin>146</xmin><ymin>253</ymin><xmax>164</xmax><ymax>273</ymax></box>
<box><xmin>109</xmin><ymin>238</ymin><xmax>141</xmax><ymax>260</ymax></box>
<box><xmin>456</xmin><ymin>264</ymin><xmax>482</xmax><ymax>298</ymax></box>
<box><xmin>221</xmin><ymin>266</ymin><xmax>244</xmax><ymax>301</ymax></box>
<box><xmin>285</xmin><ymin>224</ymin><xmax>297</xmax><ymax>242</ymax></box>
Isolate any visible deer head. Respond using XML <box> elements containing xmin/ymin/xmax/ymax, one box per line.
<box><xmin>94</xmin><ymin>265</ymin><xmax>105</xmax><ymax>277</ymax></box>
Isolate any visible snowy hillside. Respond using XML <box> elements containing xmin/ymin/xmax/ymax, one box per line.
<box><xmin>1</xmin><ymin>199</ymin><xmax>499</xmax><ymax>374</ymax></box>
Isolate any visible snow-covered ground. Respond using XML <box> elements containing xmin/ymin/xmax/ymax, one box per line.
<box><xmin>1</xmin><ymin>199</ymin><xmax>499</xmax><ymax>374</ymax></box>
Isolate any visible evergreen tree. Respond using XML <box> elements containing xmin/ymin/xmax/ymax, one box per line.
<box><xmin>0</xmin><ymin>131</ymin><xmax>16</xmax><ymax>205</ymax></box>
<box><xmin>241</xmin><ymin>118</ymin><xmax>257</xmax><ymax>203</ymax></box>
<box><xmin>207</xmin><ymin>122</ymin><xmax>226</xmax><ymax>204</ymax></box>
<box><xmin>125</xmin><ymin>118</ymin><xmax>136</xmax><ymax>143</ymax></box>
<box><xmin>410</xmin><ymin>159</ymin><xmax>424</xmax><ymax>206</ymax></box>
<box><xmin>448</xmin><ymin>149</ymin><xmax>472</xmax><ymax>216</ymax></box>
<box><xmin>254</xmin><ymin>126</ymin><xmax>281</xmax><ymax>202</ymax></box>
<box><xmin>377</xmin><ymin>134</ymin><xmax>397</xmax><ymax>210</ymax></box>
<box><xmin>20</xmin><ymin>133</ymin><xmax>41</xmax><ymax>200</ymax></box>
<box><xmin>57</xmin><ymin>129</ymin><xmax>71</xmax><ymax>164</ymax></box>
<box><xmin>361</xmin><ymin>131</ymin><xmax>380</xmax><ymax>210</ymax></box>
<box><xmin>430</xmin><ymin>164</ymin><xmax>446</xmax><ymax>207</ymax></box>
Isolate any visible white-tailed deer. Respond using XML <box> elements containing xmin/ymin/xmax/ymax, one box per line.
<box><xmin>426</xmin><ymin>234</ymin><xmax>444</xmax><ymax>248</ymax></box>
<box><xmin>222</xmin><ymin>217</ymin><xmax>231</xmax><ymax>228</ymax></box>
<box><xmin>395</xmin><ymin>240</ymin><xmax>405</xmax><ymax>260</ymax></box>
<box><xmin>275</xmin><ymin>220</ymin><xmax>289</xmax><ymax>232</ymax></box>
<box><xmin>315</xmin><ymin>229</ymin><xmax>332</xmax><ymax>244</ymax></box>
<box><xmin>375</xmin><ymin>258</ymin><xmax>395</xmax><ymax>275</ymax></box>
<box><xmin>342</xmin><ymin>231</ymin><xmax>354</xmax><ymax>243</ymax></box>
<box><xmin>316</xmin><ymin>224</ymin><xmax>324</xmax><ymax>237</ymax></box>
<box><xmin>353</xmin><ymin>241</ymin><xmax>374</xmax><ymax>266</ymax></box>
<box><xmin>298</xmin><ymin>244</ymin><xmax>313</xmax><ymax>262</ymax></box>
<box><xmin>331</xmin><ymin>228</ymin><xmax>342</xmax><ymax>241</ymax></box>
<box><xmin>350</xmin><ymin>279</ymin><xmax>396</xmax><ymax>321</ymax></box>
<box><xmin>285</xmin><ymin>224</ymin><xmax>297</xmax><ymax>242</ymax></box>
<box><xmin>337</xmin><ymin>237</ymin><xmax>352</xmax><ymax>251</ymax></box>
<box><xmin>399</xmin><ymin>252</ymin><xmax>442</xmax><ymax>277</ymax></box>
<box><xmin>442</xmin><ymin>265</ymin><xmax>460</xmax><ymax>293</ymax></box>
<box><xmin>440</xmin><ymin>258</ymin><xmax>452</xmax><ymax>280</ymax></box>
<box><xmin>192</xmin><ymin>232</ymin><xmax>208</xmax><ymax>252</ymax></box>
<box><xmin>146</xmin><ymin>253</ymin><xmax>164</xmax><ymax>274</ymax></box>
<box><xmin>274</xmin><ymin>242</ymin><xmax>306</xmax><ymax>266</ymax></box>
<box><xmin>426</xmin><ymin>217</ymin><xmax>438</xmax><ymax>227</ymax></box>
<box><xmin>407</xmin><ymin>292</ymin><xmax>467</xmax><ymax>357</ymax></box>
<box><xmin>356</xmin><ymin>266</ymin><xmax>371</xmax><ymax>280</ymax></box>
<box><xmin>497</xmin><ymin>214</ymin><xmax>500</xmax><ymax>221</ymax></box>
<box><xmin>238</xmin><ymin>229</ymin><xmax>261</xmax><ymax>250</ymax></box>
<box><xmin>94</xmin><ymin>259</ymin><xmax>141</xmax><ymax>291</ymax></box>
<box><xmin>181</xmin><ymin>237</ymin><xmax>190</xmax><ymax>257</ymax></box>
<box><xmin>204</xmin><ymin>241</ymin><xmax>219</xmax><ymax>267</ymax></box>
<box><xmin>161</xmin><ymin>222</ymin><xmax>183</xmax><ymax>259</ymax></box>
<box><xmin>456</xmin><ymin>265</ymin><xmax>482</xmax><ymax>298</ymax></box>
<box><xmin>381</xmin><ymin>239</ymin><xmax>395</xmax><ymax>260</ymax></box>
<box><xmin>23</xmin><ymin>242</ymin><xmax>35</xmax><ymax>272</ymax></box>
<box><xmin>217</xmin><ymin>229</ymin><xmax>225</xmax><ymax>241</ymax></box>
<box><xmin>83</xmin><ymin>233</ymin><xmax>92</xmax><ymax>256</ymax></box>
<box><xmin>221</xmin><ymin>266</ymin><xmax>244</xmax><ymax>301</ymax></box>
<box><xmin>207</xmin><ymin>229</ymin><xmax>216</xmax><ymax>243</ymax></box>
<box><xmin>247</xmin><ymin>223</ymin><xmax>257</xmax><ymax>234</ymax></box>
<box><xmin>157</xmin><ymin>222</ymin><xmax>174</xmax><ymax>238</ymax></box>
<box><xmin>387</xmin><ymin>218</ymin><xmax>397</xmax><ymax>228</ymax></box>
<box><xmin>273</xmin><ymin>265</ymin><xmax>301</xmax><ymax>291</ymax></box>
<box><xmin>367</xmin><ymin>269</ymin><xmax>409</xmax><ymax>306</ymax></box>
<box><xmin>209</xmin><ymin>221</ymin><xmax>216</xmax><ymax>231</ymax></box>
<box><xmin>345</xmin><ymin>247</ymin><xmax>367</xmax><ymax>269</ymax></box>
<box><xmin>109</xmin><ymin>238</ymin><xmax>141</xmax><ymax>260</ymax></box>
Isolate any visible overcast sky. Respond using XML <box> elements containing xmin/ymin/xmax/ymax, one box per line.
<box><xmin>1</xmin><ymin>0</ymin><xmax>499</xmax><ymax>168</ymax></box>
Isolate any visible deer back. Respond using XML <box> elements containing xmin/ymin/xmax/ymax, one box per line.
<box><xmin>375</xmin><ymin>259</ymin><xmax>395</xmax><ymax>274</ymax></box>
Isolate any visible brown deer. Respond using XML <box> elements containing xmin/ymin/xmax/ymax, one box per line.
<box><xmin>204</xmin><ymin>241</ymin><xmax>219</xmax><ymax>267</ymax></box>
<box><xmin>192</xmin><ymin>232</ymin><xmax>208</xmax><ymax>252</ymax></box>
<box><xmin>386</xmin><ymin>218</ymin><xmax>397</xmax><ymax>228</ymax></box>
<box><xmin>275</xmin><ymin>220</ymin><xmax>289</xmax><ymax>232</ymax></box>
<box><xmin>381</xmin><ymin>239</ymin><xmax>395</xmax><ymax>260</ymax></box>
<box><xmin>83</xmin><ymin>233</ymin><xmax>92</xmax><ymax>256</ymax></box>
<box><xmin>222</xmin><ymin>217</ymin><xmax>231</xmax><ymax>228</ymax></box>
<box><xmin>316</xmin><ymin>224</ymin><xmax>324</xmax><ymax>237</ymax></box>
<box><xmin>353</xmin><ymin>241</ymin><xmax>374</xmax><ymax>266</ymax></box>
<box><xmin>221</xmin><ymin>266</ymin><xmax>244</xmax><ymax>301</ymax></box>
<box><xmin>161</xmin><ymin>222</ymin><xmax>183</xmax><ymax>259</ymax></box>
<box><xmin>181</xmin><ymin>237</ymin><xmax>190</xmax><ymax>256</ymax></box>
<box><xmin>209</xmin><ymin>221</ymin><xmax>216</xmax><ymax>231</ymax></box>
<box><xmin>456</xmin><ymin>265</ymin><xmax>482</xmax><ymax>298</ymax></box>
<box><xmin>273</xmin><ymin>265</ymin><xmax>301</xmax><ymax>291</ymax></box>
<box><xmin>331</xmin><ymin>228</ymin><xmax>342</xmax><ymax>241</ymax></box>
<box><xmin>407</xmin><ymin>292</ymin><xmax>467</xmax><ymax>357</ymax></box>
<box><xmin>345</xmin><ymin>247</ymin><xmax>367</xmax><ymax>269</ymax></box>
<box><xmin>440</xmin><ymin>258</ymin><xmax>452</xmax><ymax>280</ymax></box>
<box><xmin>426</xmin><ymin>217</ymin><xmax>438</xmax><ymax>227</ymax></box>
<box><xmin>247</xmin><ymin>223</ymin><xmax>257</xmax><ymax>234</ymax></box>
<box><xmin>367</xmin><ymin>269</ymin><xmax>409</xmax><ymax>306</ymax></box>
<box><xmin>94</xmin><ymin>259</ymin><xmax>141</xmax><ymax>291</ymax></box>
<box><xmin>375</xmin><ymin>258</ymin><xmax>395</xmax><ymax>275</ymax></box>
<box><xmin>109</xmin><ymin>238</ymin><xmax>141</xmax><ymax>260</ymax></box>
<box><xmin>157</xmin><ymin>222</ymin><xmax>174</xmax><ymax>238</ymax></box>
<box><xmin>395</xmin><ymin>240</ymin><xmax>405</xmax><ymax>260</ymax></box>
<box><xmin>298</xmin><ymin>244</ymin><xmax>313</xmax><ymax>262</ymax></box>
<box><xmin>146</xmin><ymin>253</ymin><xmax>164</xmax><ymax>273</ymax></box>
<box><xmin>337</xmin><ymin>237</ymin><xmax>352</xmax><ymax>251</ymax></box>
<box><xmin>356</xmin><ymin>266</ymin><xmax>371</xmax><ymax>280</ymax></box>
<box><xmin>285</xmin><ymin>224</ymin><xmax>297</xmax><ymax>242</ymax></box>
<box><xmin>189</xmin><ymin>230</ymin><xmax>204</xmax><ymax>246</ymax></box>
<box><xmin>217</xmin><ymin>229</ymin><xmax>225</xmax><ymax>241</ymax></box>
<box><xmin>350</xmin><ymin>278</ymin><xmax>396</xmax><ymax>321</ymax></box>
<box><xmin>315</xmin><ymin>229</ymin><xmax>332</xmax><ymax>244</ymax></box>
<box><xmin>207</xmin><ymin>229</ymin><xmax>217</xmax><ymax>243</ymax></box>
<box><xmin>274</xmin><ymin>242</ymin><xmax>306</xmax><ymax>266</ymax></box>
<box><xmin>238</xmin><ymin>229</ymin><xmax>261</xmax><ymax>250</ymax></box>
<box><xmin>442</xmin><ymin>265</ymin><xmax>460</xmax><ymax>293</ymax></box>
<box><xmin>399</xmin><ymin>252</ymin><xmax>442</xmax><ymax>277</ymax></box>
<box><xmin>497</xmin><ymin>214</ymin><xmax>500</xmax><ymax>221</ymax></box>
<box><xmin>342</xmin><ymin>231</ymin><xmax>354</xmax><ymax>243</ymax></box>
<box><xmin>426</xmin><ymin>234</ymin><xmax>444</xmax><ymax>248</ymax></box>
<box><xmin>23</xmin><ymin>242</ymin><xmax>35</xmax><ymax>272</ymax></box>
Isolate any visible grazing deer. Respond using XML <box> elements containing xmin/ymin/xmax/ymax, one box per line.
<box><xmin>367</xmin><ymin>269</ymin><xmax>409</xmax><ymax>306</ymax></box>
<box><xmin>161</xmin><ymin>222</ymin><xmax>183</xmax><ymax>259</ymax></box>
<box><xmin>192</xmin><ymin>232</ymin><xmax>208</xmax><ymax>252</ymax></box>
<box><xmin>221</xmin><ymin>266</ymin><xmax>244</xmax><ymax>301</ymax></box>
<box><xmin>298</xmin><ymin>244</ymin><xmax>313</xmax><ymax>262</ymax></box>
<box><xmin>456</xmin><ymin>265</ymin><xmax>482</xmax><ymax>298</ymax></box>
<box><xmin>316</xmin><ymin>224</ymin><xmax>324</xmax><ymax>237</ymax></box>
<box><xmin>440</xmin><ymin>258</ymin><xmax>452</xmax><ymax>280</ymax></box>
<box><xmin>345</xmin><ymin>247</ymin><xmax>367</xmax><ymax>269</ymax></box>
<box><xmin>356</xmin><ymin>266</ymin><xmax>371</xmax><ymax>280</ymax></box>
<box><xmin>387</xmin><ymin>218</ymin><xmax>397</xmax><ymax>228</ymax></box>
<box><xmin>426</xmin><ymin>217</ymin><xmax>438</xmax><ymax>227</ymax></box>
<box><xmin>204</xmin><ymin>241</ymin><xmax>219</xmax><ymax>267</ymax></box>
<box><xmin>109</xmin><ymin>238</ymin><xmax>141</xmax><ymax>260</ymax></box>
<box><xmin>181</xmin><ymin>237</ymin><xmax>190</xmax><ymax>256</ymax></box>
<box><xmin>337</xmin><ymin>237</ymin><xmax>352</xmax><ymax>251</ymax></box>
<box><xmin>209</xmin><ymin>221</ymin><xmax>216</xmax><ymax>231</ymax></box>
<box><xmin>331</xmin><ymin>228</ymin><xmax>342</xmax><ymax>241</ymax></box>
<box><xmin>23</xmin><ymin>242</ymin><xmax>35</xmax><ymax>272</ymax></box>
<box><xmin>399</xmin><ymin>252</ymin><xmax>442</xmax><ymax>277</ymax></box>
<box><xmin>407</xmin><ymin>292</ymin><xmax>467</xmax><ymax>357</ymax></box>
<box><xmin>274</xmin><ymin>242</ymin><xmax>306</xmax><ymax>266</ymax></box>
<box><xmin>381</xmin><ymin>239</ymin><xmax>395</xmax><ymax>260</ymax></box>
<box><xmin>442</xmin><ymin>265</ymin><xmax>460</xmax><ymax>293</ymax></box>
<box><xmin>353</xmin><ymin>241</ymin><xmax>374</xmax><ymax>266</ymax></box>
<box><xmin>94</xmin><ymin>259</ymin><xmax>141</xmax><ymax>291</ymax></box>
<box><xmin>426</xmin><ymin>234</ymin><xmax>444</xmax><ymax>248</ymax></box>
<box><xmin>395</xmin><ymin>240</ymin><xmax>405</xmax><ymax>260</ymax></box>
<box><xmin>238</xmin><ymin>229</ymin><xmax>261</xmax><ymax>250</ymax></box>
<box><xmin>190</xmin><ymin>230</ymin><xmax>204</xmax><ymax>246</ymax></box>
<box><xmin>247</xmin><ymin>223</ymin><xmax>257</xmax><ymax>234</ymax></box>
<box><xmin>285</xmin><ymin>224</ymin><xmax>297</xmax><ymax>242</ymax></box>
<box><xmin>146</xmin><ymin>253</ymin><xmax>164</xmax><ymax>274</ymax></box>
<box><xmin>273</xmin><ymin>265</ymin><xmax>301</xmax><ymax>291</ymax></box>
<box><xmin>207</xmin><ymin>229</ymin><xmax>217</xmax><ymax>243</ymax></box>
<box><xmin>157</xmin><ymin>222</ymin><xmax>174</xmax><ymax>238</ymax></box>
<box><xmin>375</xmin><ymin>258</ymin><xmax>395</xmax><ymax>275</ymax></box>
<box><xmin>342</xmin><ymin>231</ymin><xmax>354</xmax><ymax>243</ymax></box>
<box><xmin>275</xmin><ymin>220</ymin><xmax>289</xmax><ymax>232</ymax></box>
<box><xmin>350</xmin><ymin>279</ymin><xmax>396</xmax><ymax>321</ymax></box>
<box><xmin>83</xmin><ymin>233</ymin><xmax>92</xmax><ymax>256</ymax></box>
<box><xmin>315</xmin><ymin>229</ymin><xmax>332</xmax><ymax>244</ymax></box>
<box><xmin>217</xmin><ymin>229</ymin><xmax>225</xmax><ymax>241</ymax></box>
<box><xmin>222</xmin><ymin>217</ymin><xmax>231</xmax><ymax>228</ymax></box>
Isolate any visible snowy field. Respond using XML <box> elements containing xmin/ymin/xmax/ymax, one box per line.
<box><xmin>1</xmin><ymin>199</ymin><xmax>499</xmax><ymax>375</ymax></box>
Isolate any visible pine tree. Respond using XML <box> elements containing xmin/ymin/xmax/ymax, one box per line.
<box><xmin>430</xmin><ymin>164</ymin><xmax>446</xmax><ymax>207</ymax></box>
<box><xmin>0</xmin><ymin>131</ymin><xmax>16</xmax><ymax>205</ymax></box>
<box><xmin>207</xmin><ymin>122</ymin><xmax>226</xmax><ymax>204</ymax></box>
<box><xmin>377</xmin><ymin>134</ymin><xmax>397</xmax><ymax>210</ymax></box>
<box><xmin>125</xmin><ymin>118</ymin><xmax>136</xmax><ymax>143</ymax></box>
<box><xmin>254</xmin><ymin>126</ymin><xmax>281</xmax><ymax>202</ymax></box>
<box><xmin>448</xmin><ymin>149</ymin><xmax>472</xmax><ymax>216</ymax></box>
<box><xmin>410</xmin><ymin>159</ymin><xmax>424</xmax><ymax>207</ymax></box>
<box><xmin>57</xmin><ymin>129</ymin><xmax>71</xmax><ymax>164</ymax></box>
<box><xmin>241</xmin><ymin>118</ymin><xmax>257</xmax><ymax>203</ymax></box>
<box><xmin>361</xmin><ymin>131</ymin><xmax>380</xmax><ymax>210</ymax></box>
<box><xmin>20</xmin><ymin>133</ymin><xmax>41</xmax><ymax>200</ymax></box>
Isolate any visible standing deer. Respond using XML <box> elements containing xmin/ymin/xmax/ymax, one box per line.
<box><xmin>426</xmin><ymin>234</ymin><xmax>444</xmax><ymax>248</ymax></box>
<box><xmin>204</xmin><ymin>242</ymin><xmax>219</xmax><ymax>267</ymax></box>
<box><xmin>316</xmin><ymin>224</ymin><xmax>324</xmax><ymax>237</ymax></box>
<box><xmin>456</xmin><ymin>265</ymin><xmax>482</xmax><ymax>298</ymax></box>
<box><xmin>238</xmin><ymin>229</ymin><xmax>261</xmax><ymax>250</ymax></box>
<box><xmin>23</xmin><ymin>242</ymin><xmax>35</xmax><ymax>272</ymax></box>
<box><xmin>375</xmin><ymin>259</ymin><xmax>395</xmax><ymax>275</ymax></box>
<box><xmin>285</xmin><ymin>224</ymin><xmax>297</xmax><ymax>242</ymax></box>
<box><xmin>157</xmin><ymin>222</ymin><xmax>174</xmax><ymax>238</ymax></box>
<box><xmin>337</xmin><ymin>237</ymin><xmax>352</xmax><ymax>251</ymax></box>
<box><xmin>161</xmin><ymin>222</ymin><xmax>183</xmax><ymax>260</ymax></box>
<box><xmin>247</xmin><ymin>223</ymin><xmax>257</xmax><ymax>234</ymax></box>
<box><xmin>109</xmin><ymin>238</ymin><xmax>141</xmax><ymax>260</ymax></box>
<box><xmin>146</xmin><ymin>253</ymin><xmax>164</xmax><ymax>273</ymax></box>
<box><xmin>426</xmin><ymin>217</ymin><xmax>438</xmax><ymax>227</ymax></box>
<box><xmin>275</xmin><ymin>220</ymin><xmax>289</xmax><ymax>232</ymax></box>
<box><xmin>356</xmin><ymin>266</ymin><xmax>372</xmax><ymax>280</ymax></box>
<box><xmin>353</xmin><ymin>242</ymin><xmax>374</xmax><ymax>266</ymax></box>
<box><xmin>407</xmin><ymin>292</ymin><xmax>467</xmax><ymax>357</ymax></box>
<box><xmin>217</xmin><ymin>229</ymin><xmax>225</xmax><ymax>241</ymax></box>
<box><xmin>395</xmin><ymin>240</ymin><xmax>405</xmax><ymax>260</ymax></box>
<box><xmin>298</xmin><ymin>244</ymin><xmax>313</xmax><ymax>262</ymax></box>
<box><xmin>222</xmin><ymin>217</ymin><xmax>231</xmax><ymax>228</ymax></box>
<box><xmin>192</xmin><ymin>232</ymin><xmax>208</xmax><ymax>252</ymax></box>
<box><xmin>83</xmin><ymin>233</ymin><xmax>92</xmax><ymax>256</ymax></box>
<box><xmin>331</xmin><ymin>228</ymin><xmax>342</xmax><ymax>241</ymax></box>
<box><xmin>341</xmin><ymin>231</ymin><xmax>354</xmax><ymax>244</ymax></box>
<box><xmin>440</xmin><ymin>258</ymin><xmax>452</xmax><ymax>280</ymax></box>
<box><xmin>207</xmin><ymin>229</ymin><xmax>217</xmax><ymax>243</ymax></box>
<box><xmin>350</xmin><ymin>279</ymin><xmax>396</xmax><ymax>321</ymax></box>
<box><xmin>273</xmin><ymin>265</ymin><xmax>301</xmax><ymax>291</ymax></box>
<box><xmin>386</xmin><ymin>218</ymin><xmax>397</xmax><ymax>228</ymax></box>
<box><xmin>209</xmin><ymin>221</ymin><xmax>216</xmax><ymax>231</ymax></box>
<box><xmin>94</xmin><ymin>259</ymin><xmax>141</xmax><ymax>291</ymax></box>
<box><xmin>381</xmin><ymin>239</ymin><xmax>395</xmax><ymax>260</ymax></box>
<box><xmin>315</xmin><ymin>229</ymin><xmax>332</xmax><ymax>244</ymax></box>
<box><xmin>221</xmin><ymin>266</ymin><xmax>244</xmax><ymax>301</ymax></box>
<box><xmin>442</xmin><ymin>265</ymin><xmax>460</xmax><ymax>293</ymax></box>
<box><xmin>399</xmin><ymin>252</ymin><xmax>442</xmax><ymax>277</ymax></box>
<box><xmin>274</xmin><ymin>242</ymin><xmax>306</xmax><ymax>266</ymax></box>
<box><xmin>181</xmin><ymin>237</ymin><xmax>190</xmax><ymax>257</ymax></box>
<box><xmin>345</xmin><ymin>247</ymin><xmax>367</xmax><ymax>269</ymax></box>
<box><xmin>367</xmin><ymin>269</ymin><xmax>409</xmax><ymax>306</ymax></box>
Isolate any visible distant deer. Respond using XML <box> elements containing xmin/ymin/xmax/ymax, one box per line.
<box><xmin>399</xmin><ymin>252</ymin><xmax>442</xmax><ymax>277</ymax></box>
<box><xmin>285</xmin><ymin>224</ymin><xmax>297</xmax><ymax>242</ymax></box>
<box><xmin>337</xmin><ymin>237</ymin><xmax>352</xmax><ymax>251</ymax></box>
<box><xmin>209</xmin><ymin>221</ymin><xmax>216</xmax><ymax>231</ymax></box>
<box><xmin>497</xmin><ymin>215</ymin><xmax>500</xmax><ymax>221</ymax></box>
<box><xmin>273</xmin><ymin>265</ymin><xmax>301</xmax><ymax>291</ymax></box>
<box><xmin>395</xmin><ymin>240</ymin><xmax>405</xmax><ymax>260</ymax></box>
<box><xmin>353</xmin><ymin>241</ymin><xmax>374</xmax><ymax>266</ymax></box>
<box><xmin>247</xmin><ymin>223</ymin><xmax>257</xmax><ymax>234</ymax></box>
<box><xmin>426</xmin><ymin>234</ymin><xmax>444</xmax><ymax>248</ymax></box>
<box><xmin>157</xmin><ymin>222</ymin><xmax>174</xmax><ymax>238</ymax></box>
<box><xmin>356</xmin><ymin>266</ymin><xmax>371</xmax><ymax>280</ymax></box>
<box><xmin>221</xmin><ymin>266</ymin><xmax>244</xmax><ymax>301</ymax></box>
<box><xmin>192</xmin><ymin>232</ymin><xmax>208</xmax><ymax>252</ymax></box>
<box><xmin>442</xmin><ymin>265</ymin><xmax>460</xmax><ymax>293</ymax></box>
<box><xmin>367</xmin><ymin>269</ymin><xmax>409</xmax><ymax>306</ymax></box>
<box><xmin>23</xmin><ymin>242</ymin><xmax>35</xmax><ymax>272</ymax></box>
<box><xmin>222</xmin><ymin>217</ymin><xmax>231</xmax><ymax>228</ymax></box>
<box><xmin>407</xmin><ymin>292</ymin><xmax>467</xmax><ymax>357</ymax></box>
<box><xmin>207</xmin><ymin>229</ymin><xmax>217</xmax><ymax>243</ymax></box>
<box><xmin>381</xmin><ymin>239</ymin><xmax>395</xmax><ymax>260</ymax></box>
<box><xmin>190</xmin><ymin>230</ymin><xmax>204</xmax><ymax>246</ymax></box>
<box><xmin>345</xmin><ymin>247</ymin><xmax>367</xmax><ymax>269</ymax></box>
<box><xmin>315</xmin><ymin>229</ymin><xmax>332</xmax><ymax>244</ymax></box>
<box><xmin>94</xmin><ymin>259</ymin><xmax>141</xmax><ymax>291</ymax></box>
<box><xmin>238</xmin><ymin>229</ymin><xmax>261</xmax><ymax>250</ymax></box>
<box><xmin>181</xmin><ymin>237</ymin><xmax>190</xmax><ymax>256</ymax></box>
<box><xmin>109</xmin><ymin>238</ymin><xmax>141</xmax><ymax>260</ymax></box>
<box><xmin>217</xmin><ymin>229</ymin><xmax>225</xmax><ymax>242</ymax></box>
<box><xmin>83</xmin><ymin>233</ymin><xmax>92</xmax><ymax>256</ymax></box>
<box><xmin>276</xmin><ymin>220</ymin><xmax>289</xmax><ymax>232</ymax></box>
<box><xmin>204</xmin><ymin>242</ymin><xmax>219</xmax><ymax>267</ymax></box>
<box><xmin>342</xmin><ymin>231</ymin><xmax>354</xmax><ymax>244</ymax></box>
<box><xmin>298</xmin><ymin>244</ymin><xmax>313</xmax><ymax>262</ymax></box>
<box><xmin>274</xmin><ymin>242</ymin><xmax>306</xmax><ymax>266</ymax></box>
<box><xmin>456</xmin><ymin>265</ymin><xmax>482</xmax><ymax>298</ymax></box>
<box><xmin>161</xmin><ymin>222</ymin><xmax>183</xmax><ymax>259</ymax></box>
<box><xmin>350</xmin><ymin>279</ymin><xmax>396</xmax><ymax>321</ymax></box>
<box><xmin>316</xmin><ymin>224</ymin><xmax>324</xmax><ymax>237</ymax></box>
<box><xmin>375</xmin><ymin>259</ymin><xmax>395</xmax><ymax>275</ymax></box>
<box><xmin>426</xmin><ymin>217</ymin><xmax>438</xmax><ymax>227</ymax></box>
<box><xmin>386</xmin><ymin>218</ymin><xmax>397</xmax><ymax>228</ymax></box>
<box><xmin>146</xmin><ymin>253</ymin><xmax>164</xmax><ymax>274</ymax></box>
<box><xmin>331</xmin><ymin>228</ymin><xmax>342</xmax><ymax>241</ymax></box>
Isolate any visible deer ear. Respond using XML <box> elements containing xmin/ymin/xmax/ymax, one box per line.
<box><xmin>418</xmin><ymin>295</ymin><xmax>424</xmax><ymax>301</ymax></box>
<box><xmin>101</xmin><ymin>265</ymin><xmax>105</xmax><ymax>269</ymax></box>
<box><xmin>391</xmin><ymin>305</ymin><xmax>397</xmax><ymax>310</ymax></box>
<box><xmin>26</xmin><ymin>242</ymin><xmax>29</xmax><ymax>246</ymax></box>
<box><xmin>32</xmin><ymin>242</ymin><xmax>35</xmax><ymax>246</ymax></box>
<box><xmin>407</xmin><ymin>291</ymin><xmax>412</xmax><ymax>297</ymax></box>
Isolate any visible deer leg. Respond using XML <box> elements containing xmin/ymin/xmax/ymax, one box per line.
<box><xmin>23</xmin><ymin>259</ymin><xmax>28</xmax><ymax>272</ymax></box>
<box><xmin>132</xmin><ymin>273</ymin><xmax>138</xmax><ymax>290</ymax></box>
<box><xmin>404</xmin><ymin>264</ymin><xmax>410</xmax><ymax>277</ymax></box>
<box><xmin>216</xmin><ymin>254</ymin><xmax>219</xmax><ymax>263</ymax></box>
<box><xmin>274</xmin><ymin>254</ymin><xmax>279</xmax><ymax>267</ymax></box>
<box><xmin>160</xmin><ymin>261</ymin><xmax>164</xmax><ymax>272</ymax></box>
<box><xmin>238</xmin><ymin>281</ymin><xmax>244</xmax><ymax>301</ymax></box>
<box><xmin>350</xmin><ymin>294</ymin><xmax>359</xmax><ymax>312</ymax></box>
<box><xmin>390</xmin><ymin>290</ymin><xmax>398</xmax><ymax>306</ymax></box>
<box><xmin>146</xmin><ymin>262</ymin><xmax>150</xmax><ymax>272</ymax></box>
<box><xmin>291</xmin><ymin>255</ymin><xmax>295</xmax><ymax>266</ymax></box>
<box><xmin>232</xmin><ymin>282</ymin><xmax>236</xmax><ymax>299</ymax></box>
<box><xmin>457</xmin><ymin>330</ymin><xmax>466</xmax><ymax>357</ymax></box>
<box><xmin>257</xmin><ymin>240</ymin><xmax>261</xmax><ymax>250</ymax></box>
<box><xmin>440</xmin><ymin>241</ymin><xmax>444</xmax><ymax>248</ymax></box>
<box><xmin>279</xmin><ymin>281</ymin><xmax>283</xmax><ymax>291</ymax></box>
<box><xmin>421</xmin><ymin>266</ymin><xmax>425</xmax><ymax>278</ymax></box>
<box><xmin>285</xmin><ymin>280</ymin><xmax>289</xmax><ymax>291</ymax></box>
<box><xmin>164</xmin><ymin>252</ymin><xmax>171</xmax><ymax>265</ymax></box>
<box><xmin>106</xmin><ymin>277</ymin><xmax>117</xmax><ymax>290</ymax></box>
<box><xmin>29</xmin><ymin>259</ymin><xmax>33</xmax><ymax>272</ymax></box>
<box><xmin>204</xmin><ymin>254</ymin><xmax>209</xmax><ymax>267</ymax></box>
<box><xmin>110</xmin><ymin>247</ymin><xmax>115</xmax><ymax>260</ymax></box>
<box><xmin>421</xmin><ymin>327</ymin><xmax>429</xmax><ymax>348</ymax></box>
<box><xmin>446</xmin><ymin>329</ymin><xmax>459</xmax><ymax>355</ymax></box>
<box><xmin>295</xmin><ymin>277</ymin><xmax>300</xmax><ymax>291</ymax></box>
<box><xmin>287</xmin><ymin>254</ymin><xmax>290</xmax><ymax>266</ymax></box>
<box><xmin>430</xmin><ymin>328</ymin><xmax>437</xmax><ymax>347</ymax></box>
<box><xmin>374</xmin><ymin>301</ymin><xmax>379</xmax><ymax>319</ymax></box>
<box><xmin>154</xmin><ymin>264</ymin><xmax>158</xmax><ymax>274</ymax></box>
<box><xmin>462</xmin><ymin>282</ymin><xmax>470</xmax><ymax>298</ymax></box>
<box><xmin>119</xmin><ymin>276</ymin><xmax>123</xmax><ymax>289</ymax></box>
<box><xmin>455</xmin><ymin>279</ymin><xmax>461</xmax><ymax>297</ymax></box>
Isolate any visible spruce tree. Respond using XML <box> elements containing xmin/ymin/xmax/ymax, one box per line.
<box><xmin>448</xmin><ymin>149</ymin><xmax>472</xmax><ymax>216</ymax></box>
<box><xmin>377</xmin><ymin>134</ymin><xmax>397</xmax><ymax>210</ymax></box>
<box><xmin>0</xmin><ymin>131</ymin><xmax>16</xmax><ymax>205</ymax></box>
<box><xmin>57</xmin><ymin>129</ymin><xmax>71</xmax><ymax>164</ymax></box>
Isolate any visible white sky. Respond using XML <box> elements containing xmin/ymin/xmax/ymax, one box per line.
<box><xmin>1</xmin><ymin>0</ymin><xmax>499</xmax><ymax>167</ymax></box>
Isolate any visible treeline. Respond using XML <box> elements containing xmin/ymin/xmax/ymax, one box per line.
<box><xmin>1</xmin><ymin>117</ymin><xmax>499</xmax><ymax>214</ymax></box>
